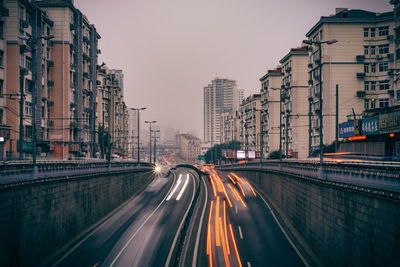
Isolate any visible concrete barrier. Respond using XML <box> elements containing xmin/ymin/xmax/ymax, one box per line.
<box><xmin>0</xmin><ymin>168</ymin><xmax>155</xmax><ymax>266</ymax></box>
<box><xmin>223</xmin><ymin>168</ymin><xmax>400</xmax><ymax>267</ymax></box>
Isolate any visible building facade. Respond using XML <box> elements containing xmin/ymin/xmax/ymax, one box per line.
<box><xmin>306</xmin><ymin>8</ymin><xmax>395</xmax><ymax>152</ymax></box>
<box><xmin>238</xmin><ymin>94</ymin><xmax>261</xmax><ymax>152</ymax></box>
<box><xmin>178</xmin><ymin>133</ymin><xmax>201</xmax><ymax>164</ymax></box>
<box><xmin>279</xmin><ymin>46</ymin><xmax>310</xmax><ymax>159</ymax></box>
<box><xmin>204</xmin><ymin>78</ymin><xmax>239</xmax><ymax>145</ymax></box>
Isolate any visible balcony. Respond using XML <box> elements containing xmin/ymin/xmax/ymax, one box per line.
<box><xmin>70</xmin><ymin>23</ymin><xmax>75</xmax><ymax>31</ymax></box>
<box><xmin>356</xmin><ymin>73</ymin><xmax>365</xmax><ymax>79</ymax></box>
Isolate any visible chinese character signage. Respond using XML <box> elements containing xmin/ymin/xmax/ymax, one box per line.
<box><xmin>361</xmin><ymin>116</ymin><xmax>379</xmax><ymax>135</ymax></box>
<box><xmin>339</xmin><ymin>121</ymin><xmax>354</xmax><ymax>138</ymax></box>
<box><xmin>379</xmin><ymin>111</ymin><xmax>400</xmax><ymax>134</ymax></box>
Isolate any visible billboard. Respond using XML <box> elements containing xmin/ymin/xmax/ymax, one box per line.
<box><xmin>248</xmin><ymin>151</ymin><xmax>256</xmax><ymax>159</ymax></box>
<box><xmin>361</xmin><ymin>116</ymin><xmax>379</xmax><ymax>135</ymax></box>
<box><xmin>379</xmin><ymin>111</ymin><xmax>400</xmax><ymax>134</ymax></box>
<box><xmin>339</xmin><ymin>121</ymin><xmax>354</xmax><ymax>138</ymax></box>
<box><xmin>236</xmin><ymin>150</ymin><xmax>246</xmax><ymax>159</ymax></box>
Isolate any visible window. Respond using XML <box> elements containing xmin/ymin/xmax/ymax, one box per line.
<box><xmin>379</xmin><ymin>81</ymin><xmax>390</xmax><ymax>90</ymax></box>
<box><xmin>364</xmin><ymin>28</ymin><xmax>369</xmax><ymax>37</ymax></box>
<box><xmin>364</xmin><ymin>46</ymin><xmax>369</xmax><ymax>55</ymax></box>
<box><xmin>379</xmin><ymin>98</ymin><xmax>389</xmax><ymax>108</ymax></box>
<box><xmin>0</xmin><ymin>79</ymin><xmax>3</xmax><ymax>96</ymax></box>
<box><xmin>0</xmin><ymin>51</ymin><xmax>3</xmax><ymax>67</ymax></box>
<box><xmin>378</xmin><ymin>26</ymin><xmax>389</xmax><ymax>36</ymax></box>
<box><xmin>378</xmin><ymin>62</ymin><xmax>389</xmax><ymax>72</ymax></box>
<box><xmin>19</xmin><ymin>54</ymin><xmax>24</xmax><ymax>68</ymax></box>
<box><xmin>364</xmin><ymin>81</ymin><xmax>369</xmax><ymax>91</ymax></box>
<box><xmin>378</xmin><ymin>44</ymin><xmax>389</xmax><ymax>54</ymax></box>
<box><xmin>25</xmin><ymin>102</ymin><xmax>33</xmax><ymax>116</ymax></box>
<box><xmin>371</xmin><ymin>63</ymin><xmax>376</xmax><ymax>73</ymax></box>
<box><xmin>371</xmin><ymin>28</ymin><xmax>376</xmax><ymax>37</ymax></box>
<box><xmin>397</xmin><ymin>90</ymin><xmax>400</xmax><ymax>101</ymax></box>
<box><xmin>371</xmin><ymin>99</ymin><xmax>376</xmax><ymax>109</ymax></box>
<box><xmin>371</xmin><ymin>81</ymin><xmax>376</xmax><ymax>91</ymax></box>
<box><xmin>364</xmin><ymin>64</ymin><xmax>369</xmax><ymax>73</ymax></box>
<box><xmin>26</xmin><ymin>79</ymin><xmax>33</xmax><ymax>93</ymax></box>
<box><xmin>370</xmin><ymin>46</ymin><xmax>376</xmax><ymax>55</ymax></box>
<box><xmin>0</xmin><ymin>22</ymin><xmax>3</xmax><ymax>39</ymax></box>
<box><xmin>364</xmin><ymin>99</ymin><xmax>369</xmax><ymax>110</ymax></box>
<box><xmin>26</xmin><ymin>57</ymin><xmax>32</xmax><ymax>72</ymax></box>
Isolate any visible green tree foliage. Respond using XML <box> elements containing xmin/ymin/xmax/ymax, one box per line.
<box><xmin>205</xmin><ymin>141</ymin><xmax>242</xmax><ymax>164</ymax></box>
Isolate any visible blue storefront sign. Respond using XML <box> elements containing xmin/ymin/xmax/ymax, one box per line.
<box><xmin>361</xmin><ymin>116</ymin><xmax>379</xmax><ymax>135</ymax></box>
<box><xmin>339</xmin><ymin>121</ymin><xmax>354</xmax><ymax>138</ymax></box>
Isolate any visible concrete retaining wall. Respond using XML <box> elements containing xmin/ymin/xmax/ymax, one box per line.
<box><xmin>227</xmin><ymin>169</ymin><xmax>400</xmax><ymax>266</ymax></box>
<box><xmin>0</xmin><ymin>168</ymin><xmax>154</xmax><ymax>266</ymax></box>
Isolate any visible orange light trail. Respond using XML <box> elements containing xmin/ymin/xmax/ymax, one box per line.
<box><xmin>220</xmin><ymin>180</ymin><xmax>233</xmax><ymax>208</ymax></box>
<box><xmin>244</xmin><ymin>180</ymin><xmax>257</xmax><ymax>197</ymax></box>
<box><xmin>227</xmin><ymin>174</ymin><xmax>236</xmax><ymax>184</ymax></box>
<box><xmin>236</xmin><ymin>181</ymin><xmax>246</xmax><ymax>197</ymax></box>
<box><xmin>229</xmin><ymin>224</ymin><xmax>243</xmax><ymax>267</ymax></box>
<box><xmin>214</xmin><ymin>175</ymin><xmax>223</xmax><ymax>192</ymax></box>
<box><xmin>207</xmin><ymin>200</ymin><xmax>214</xmax><ymax>256</ymax></box>
<box><xmin>209</xmin><ymin>176</ymin><xmax>217</xmax><ymax>197</ymax></box>
<box><xmin>229</xmin><ymin>185</ymin><xmax>247</xmax><ymax>208</ymax></box>
<box><xmin>219</xmin><ymin>218</ymin><xmax>231</xmax><ymax>267</ymax></box>
<box><xmin>228</xmin><ymin>184</ymin><xmax>239</xmax><ymax>201</ymax></box>
<box><xmin>223</xmin><ymin>200</ymin><xmax>230</xmax><ymax>255</ymax></box>
<box><xmin>215</xmin><ymin>197</ymin><xmax>221</xmax><ymax>246</ymax></box>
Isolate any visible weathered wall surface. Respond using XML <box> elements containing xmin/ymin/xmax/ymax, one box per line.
<box><xmin>0</xmin><ymin>169</ymin><xmax>154</xmax><ymax>266</ymax></box>
<box><xmin>226</xmin><ymin>169</ymin><xmax>400</xmax><ymax>267</ymax></box>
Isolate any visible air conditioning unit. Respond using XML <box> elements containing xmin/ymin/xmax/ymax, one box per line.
<box><xmin>356</xmin><ymin>55</ymin><xmax>365</xmax><ymax>62</ymax></box>
<box><xmin>356</xmin><ymin>91</ymin><xmax>366</xmax><ymax>97</ymax></box>
<box><xmin>286</xmin><ymin>67</ymin><xmax>292</xmax><ymax>72</ymax></box>
<box><xmin>356</xmin><ymin>73</ymin><xmax>365</xmax><ymax>79</ymax></box>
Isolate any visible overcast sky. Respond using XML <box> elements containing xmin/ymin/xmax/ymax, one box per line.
<box><xmin>75</xmin><ymin>0</ymin><xmax>392</xmax><ymax>139</ymax></box>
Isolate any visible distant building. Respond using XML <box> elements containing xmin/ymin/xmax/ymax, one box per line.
<box><xmin>238</xmin><ymin>94</ymin><xmax>262</xmax><ymax>152</ymax></box>
<box><xmin>178</xmin><ymin>133</ymin><xmax>201</xmax><ymax>164</ymax></box>
<box><xmin>203</xmin><ymin>78</ymin><xmax>240</xmax><ymax>145</ymax></box>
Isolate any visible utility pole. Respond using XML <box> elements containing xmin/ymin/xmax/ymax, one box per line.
<box><xmin>145</xmin><ymin>120</ymin><xmax>156</xmax><ymax>164</ymax></box>
<box><xmin>335</xmin><ymin>84</ymin><xmax>339</xmax><ymax>152</ymax></box>
<box><xmin>131</xmin><ymin>107</ymin><xmax>146</xmax><ymax>164</ymax></box>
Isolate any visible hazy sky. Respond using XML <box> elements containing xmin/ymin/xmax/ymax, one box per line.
<box><xmin>75</xmin><ymin>0</ymin><xmax>392</xmax><ymax>139</ymax></box>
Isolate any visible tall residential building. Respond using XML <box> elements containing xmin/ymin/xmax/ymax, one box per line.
<box><xmin>306</xmin><ymin>8</ymin><xmax>394</xmax><ymax>151</ymax></box>
<box><xmin>38</xmin><ymin>0</ymin><xmax>101</xmax><ymax>159</ymax></box>
<box><xmin>260</xmin><ymin>68</ymin><xmax>282</xmax><ymax>158</ymax></box>
<box><xmin>279</xmin><ymin>46</ymin><xmax>310</xmax><ymax>159</ymax></box>
<box><xmin>238</xmin><ymin>94</ymin><xmax>261</xmax><ymax>152</ymax></box>
<box><xmin>390</xmin><ymin>0</ymin><xmax>400</xmax><ymax>104</ymax></box>
<box><xmin>204</xmin><ymin>78</ymin><xmax>239</xmax><ymax>145</ymax></box>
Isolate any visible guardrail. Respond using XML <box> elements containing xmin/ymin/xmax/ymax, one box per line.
<box><xmin>0</xmin><ymin>160</ymin><xmax>154</xmax><ymax>185</ymax></box>
<box><xmin>218</xmin><ymin>160</ymin><xmax>400</xmax><ymax>193</ymax></box>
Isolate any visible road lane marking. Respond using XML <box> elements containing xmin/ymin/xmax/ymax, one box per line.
<box><xmin>235</xmin><ymin>205</ymin><xmax>238</xmax><ymax>214</ymax></box>
<box><xmin>229</xmin><ymin>224</ymin><xmax>243</xmax><ymax>267</ymax></box>
<box><xmin>166</xmin><ymin>174</ymin><xmax>182</xmax><ymax>200</ymax></box>
<box><xmin>247</xmin><ymin>262</ymin><xmax>252</xmax><ymax>267</ymax></box>
<box><xmin>238</xmin><ymin>226</ymin><xmax>243</xmax><ymax>239</ymax></box>
<box><xmin>176</xmin><ymin>174</ymin><xmax>189</xmax><ymax>200</ymax></box>
<box><xmin>165</xmin><ymin>173</ymin><xmax>196</xmax><ymax>267</ymax></box>
<box><xmin>255</xmin><ymin>188</ymin><xmax>310</xmax><ymax>267</ymax></box>
<box><xmin>192</xmin><ymin>176</ymin><xmax>209</xmax><ymax>267</ymax></box>
<box><xmin>109</xmin><ymin>173</ymin><xmax>178</xmax><ymax>267</ymax></box>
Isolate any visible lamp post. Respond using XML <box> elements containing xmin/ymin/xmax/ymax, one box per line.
<box><xmin>19</xmin><ymin>34</ymin><xmax>54</xmax><ymax>176</ymax></box>
<box><xmin>145</xmin><ymin>120</ymin><xmax>156</xmax><ymax>164</ymax></box>
<box><xmin>271</xmin><ymin>87</ymin><xmax>284</xmax><ymax>163</ymax></box>
<box><xmin>151</xmin><ymin>129</ymin><xmax>160</xmax><ymax>163</ymax></box>
<box><xmin>131</xmin><ymin>107</ymin><xmax>146</xmax><ymax>164</ymax></box>
<box><xmin>302</xmin><ymin>38</ymin><xmax>338</xmax><ymax>174</ymax></box>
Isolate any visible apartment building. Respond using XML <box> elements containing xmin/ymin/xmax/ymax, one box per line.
<box><xmin>238</xmin><ymin>94</ymin><xmax>261</xmax><ymax>152</ymax></box>
<box><xmin>306</xmin><ymin>8</ymin><xmax>395</xmax><ymax>152</ymax></box>
<box><xmin>204</xmin><ymin>78</ymin><xmax>239</xmax><ymax>145</ymax></box>
<box><xmin>279</xmin><ymin>46</ymin><xmax>310</xmax><ymax>159</ymax></box>
<box><xmin>220</xmin><ymin>110</ymin><xmax>240</xmax><ymax>144</ymax></box>
<box><xmin>178</xmin><ymin>133</ymin><xmax>201</xmax><ymax>164</ymax></box>
<box><xmin>391</xmin><ymin>0</ymin><xmax>400</xmax><ymax>103</ymax></box>
<box><xmin>0</xmin><ymin>0</ymin><xmax>7</xmax><ymax>160</ymax></box>
<box><xmin>259</xmin><ymin>68</ymin><xmax>282</xmax><ymax>158</ymax></box>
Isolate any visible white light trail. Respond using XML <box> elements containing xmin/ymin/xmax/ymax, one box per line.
<box><xmin>176</xmin><ymin>174</ymin><xmax>190</xmax><ymax>200</ymax></box>
<box><xmin>166</xmin><ymin>174</ymin><xmax>182</xmax><ymax>201</ymax></box>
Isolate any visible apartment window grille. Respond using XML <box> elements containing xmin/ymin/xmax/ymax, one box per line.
<box><xmin>371</xmin><ymin>64</ymin><xmax>376</xmax><ymax>73</ymax></box>
<box><xmin>378</xmin><ymin>26</ymin><xmax>389</xmax><ymax>37</ymax></box>
<box><xmin>371</xmin><ymin>28</ymin><xmax>376</xmax><ymax>37</ymax></box>
<box><xmin>378</xmin><ymin>62</ymin><xmax>389</xmax><ymax>72</ymax></box>
<box><xmin>364</xmin><ymin>64</ymin><xmax>369</xmax><ymax>73</ymax></box>
<box><xmin>364</xmin><ymin>46</ymin><xmax>369</xmax><ymax>55</ymax></box>
<box><xmin>379</xmin><ymin>81</ymin><xmax>390</xmax><ymax>90</ymax></box>
<box><xmin>364</xmin><ymin>81</ymin><xmax>369</xmax><ymax>91</ymax></box>
<box><xmin>370</xmin><ymin>46</ymin><xmax>376</xmax><ymax>55</ymax></box>
<box><xmin>25</xmin><ymin>102</ymin><xmax>33</xmax><ymax>116</ymax></box>
<box><xmin>364</xmin><ymin>28</ymin><xmax>369</xmax><ymax>37</ymax></box>
<box><xmin>378</xmin><ymin>44</ymin><xmax>389</xmax><ymax>54</ymax></box>
<box><xmin>25</xmin><ymin>125</ymin><xmax>32</xmax><ymax>138</ymax></box>
<box><xmin>371</xmin><ymin>81</ymin><xmax>376</xmax><ymax>91</ymax></box>
<box><xmin>379</xmin><ymin>98</ymin><xmax>389</xmax><ymax>108</ymax></box>
<box><xmin>364</xmin><ymin>99</ymin><xmax>369</xmax><ymax>110</ymax></box>
<box><xmin>19</xmin><ymin>54</ymin><xmax>24</xmax><ymax>68</ymax></box>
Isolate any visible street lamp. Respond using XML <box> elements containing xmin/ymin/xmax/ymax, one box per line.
<box><xmin>270</xmin><ymin>87</ymin><xmax>284</xmax><ymax>163</ymax></box>
<box><xmin>144</xmin><ymin>120</ymin><xmax>156</xmax><ymax>164</ymax></box>
<box><xmin>152</xmin><ymin>130</ymin><xmax>160</xmax><ymax>163</ymax></box>
<box><xmin>18</xmin><ymin>34</ymin><xmax>54</xmax><ymax>177</ymax></box>
<box><xmin>302</xmin><ymin>39</ymin><xmax>338</xmax><ymax>174</ymax></box>
<box><xmin>131</xmin><ymin>107</ymin><xmax>146</xmax><ymax>164</ymax></box>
